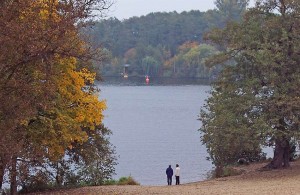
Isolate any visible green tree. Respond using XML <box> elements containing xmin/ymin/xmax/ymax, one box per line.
<box><xmin>215</xmin><ymin>0</ymin><xmax>249</xmax><ymax>22</ymax></box>
<box><xmin>18</xmin><ymin>124</ymin><xmax>117</xmax><ymax>191</ymax></box>
<box><xmin>69</xmin><ymin>125</ymin><xmax>117</xmax><ymax>186</ymax></box>
<box><xmin>200</xmin><ymin>67</ymin><xmax>268</xmax><ymax>176</ymax></box>
<box><xmin>200</xmin><ymin>0</ymin><xmax>300</xmax><ymax>172</ymax></box>
<box><xmin>142</xmin><ymin>56</ymin><xmax>159</xmax><ymax>76</ymax></box>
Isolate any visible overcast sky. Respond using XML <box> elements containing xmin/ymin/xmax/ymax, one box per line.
<box><xmin>107</xmin><ymin>0</ymin><xmax>256</xmax><ymax>20</ymax></box>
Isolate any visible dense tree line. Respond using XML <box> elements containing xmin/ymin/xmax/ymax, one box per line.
<box><xmin>200</xmin><ymin>0</ymin><xmax>300</xmax><ymax>176</ymax></box>
<box><xmin>88</xmin><ymin>0</ymin><xmax>249</xmax><ymax>78</ymax></box>
<box><xmin>0</xmin><ymin>0</ymin><xmax>117</xmax><ymax>194</ymax></box>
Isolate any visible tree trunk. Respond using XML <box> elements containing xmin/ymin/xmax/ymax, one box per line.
<box><xmin>266</xmin><ymin>138</ymin><xmax>290</xmax><ymax>169</ymax></box>
<box><xmin>0</xmin><ymin>158</ymin><xmax>6</xmax><ymax>190</ymax></box>
<box><xmin>215</xmin><ymin>165</ymin><xmax>224</xmax><ymax>178</ymax></box>
<box><xmin>0</xmin><ymin>163</ymin><xmax>4</xmax><ymax>190</ymax></box>
<box><xmin>10</xmin><ymin>156</ymin><xmax>17</xmax><ymax>195</ymax></box>
<box><xmin>283</xmin><ymin>140</ymin><xmax>290</xmax><ymax>168</ymax></box>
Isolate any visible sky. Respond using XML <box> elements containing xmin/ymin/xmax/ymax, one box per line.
<box><xmin>107</xmin><ymin>0</ymin><xmax>256</xmax><ymax>20</ymax></box>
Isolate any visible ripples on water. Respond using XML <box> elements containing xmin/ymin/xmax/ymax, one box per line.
<box><xmin>98</xmin><ymin>78</ymin><xmax>213</xmax><ymax>185</ymax></box>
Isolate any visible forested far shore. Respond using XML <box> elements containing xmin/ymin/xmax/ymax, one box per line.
<box><xmin>86</xmin><ymin>1</ymin><xmax>249</xmax><ymax>78</ymax></box>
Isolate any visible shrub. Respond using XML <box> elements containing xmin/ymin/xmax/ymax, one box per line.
<box><xmin>117</xmin><ymin>176</ymin><xmax>139</xmax><ymax>185</ymax></box>
<box><xmin>207</xmin><ymin>166</ymin><xmax>245</xmax><ymax>179</ymax></box>
<box><xmin>102</xmin><ymin>176</ymin><xmax>139</xmax><ymax>185</ymax></box>
<box><xmin>103</xmin><ymin>179</ymin><xmax>117</xmax><ymax>185</ymax></box>
<box><xmin>221</xmin><ymin>167</ymin><xmax>244</xmax><ymax>177</ymax></box>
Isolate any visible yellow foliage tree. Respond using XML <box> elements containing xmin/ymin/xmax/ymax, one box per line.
<box><xmin>0</xmin><ymin>0</ymin><xmax>112</xmax><ymax>192</ymax></box>
<box><xmin>26</xmin><ymin>56</ymin><xmax>106</xmax><ymax>160</ymax></box>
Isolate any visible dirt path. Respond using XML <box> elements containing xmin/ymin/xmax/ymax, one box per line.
<box><xmin>33</xmin><ymin>161</ymin><xmax>300</xmax><ymax>195</ymax></box>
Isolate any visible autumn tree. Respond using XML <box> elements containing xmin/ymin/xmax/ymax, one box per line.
<box><xmin>200</xmin><ymin>0</ymin><xmax>300</xmax><ymax>174</ymax></box>
<box><xmin>0</xmin><ymin>0</ymin><xmax>114</xmax><ymax>193</ymax></box>
<box><xmin>164</xmin><ymin>42</ymin><xmax>218</xmax><ymax>78</ymax></box>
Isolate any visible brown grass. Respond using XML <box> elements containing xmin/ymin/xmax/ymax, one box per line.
<box><xmin>30</xmin><ymin>160</ymin><xmax>300</xmax><ymax>195</ymax></box>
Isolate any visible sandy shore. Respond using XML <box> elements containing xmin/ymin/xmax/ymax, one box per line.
<box><xmin>33</xmin><ymin>160</ymin><xmax>300</xmax><ymax>195</ymax></box>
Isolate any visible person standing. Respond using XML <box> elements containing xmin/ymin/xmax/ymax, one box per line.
<box><xmin>166</xmin><ymin>165</ymin><xmax>173</xmax><ymax>185</ymax></box>
<box><xmin>175</xmin><ymin>164</ymin><xmax>180</xmax><ymax>185</ymax></box>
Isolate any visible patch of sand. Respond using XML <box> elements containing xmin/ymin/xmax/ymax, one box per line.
<box><xmin>32</xmin><ymin>160</ymin><xmax>300</xmax><ymax>195</ymax></box>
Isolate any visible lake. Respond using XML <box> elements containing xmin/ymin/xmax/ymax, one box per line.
<box><xmin>98</xmin><ymin>83</ymin><xmax>213</xmax><ymax>186</ymax></box>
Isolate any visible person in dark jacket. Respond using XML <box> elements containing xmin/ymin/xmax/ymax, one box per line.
<box><xmin>166</xmin><ymin>165</ymin><xmax>173</xmax><ymax>185</ymax></box>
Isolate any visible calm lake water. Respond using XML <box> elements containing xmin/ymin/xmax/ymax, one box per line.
<box><xmin>98</xmin><ymin>82</ymin><xmax>213</xmax><ymax>186</ymax></box>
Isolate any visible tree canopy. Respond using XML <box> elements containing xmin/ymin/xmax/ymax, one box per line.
<box><xmin>0</xmin><ymin>0</ymin><xmax>117</xmax><ymax>193</ymax></box>
<box><xmin>200</xmin><ymin>0</ymin><xmax>300</xmax><ymax>175</ymax></box>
